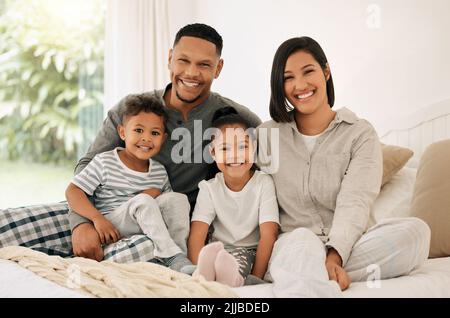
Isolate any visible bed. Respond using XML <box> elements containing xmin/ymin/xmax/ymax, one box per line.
<box><xmin>1</xmin><ymin>100</ymin><xmax>450</xmax><ymax>298</ymax></box>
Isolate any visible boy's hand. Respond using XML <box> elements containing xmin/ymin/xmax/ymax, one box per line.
<box><xmin>142</xmin><ymin>188</ymin><xmax>162</xmax><ymax>198</ymax></box>
<box><xmin>92</xmin><ymin>216</ymin><xmax>121</xmax><ymax>245</ymax></box>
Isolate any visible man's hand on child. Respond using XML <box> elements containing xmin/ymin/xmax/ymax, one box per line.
<box><xmin>142</xmin><ymin>188</ymin><xmax>162</xmax><ymax>198</ymax></box>
<box><xmin>92</xmin><ymin>216</ymin><xmax>121</xmax><ymax>245</ymax></box>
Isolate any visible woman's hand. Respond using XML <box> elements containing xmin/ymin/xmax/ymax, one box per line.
<box><xmin>325</xmin><ymin>248</ymin><xmax>351</xmax><ymax>291</ymax></box>
<box><xmin>92</xmin><ymin>216</ymin><xmax>121</xmax><ymax>245</ymax></box>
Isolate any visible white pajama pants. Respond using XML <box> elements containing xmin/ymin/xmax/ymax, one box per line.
<box><xmin>105</xmin><ymin>192</ymin><xmax>190</xmax><ymax>258</ymax></box>
<box><xmin>265</xmin><ymin>217</ymin><xmax>431</xmax><ymax>297</ymax></box>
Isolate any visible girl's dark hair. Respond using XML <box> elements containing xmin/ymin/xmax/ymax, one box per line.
<box><xmin>206</xmin><ymin>106</ymin><xmax>257</xmax><ymax>180</ymax></box>
<box><xmin>121</xmin><ymin>94</ymin><xmax>168</xmax><ymax>131</ymax></box>
<box><xmin>269</xmin><ymin>36</ymin><xmax>335</xmax><ymax>123</ymax></box>
<box><xmin>211</xmin><ymin>106</ymin><xmax>252</xmax><ymax>130</ymax></box>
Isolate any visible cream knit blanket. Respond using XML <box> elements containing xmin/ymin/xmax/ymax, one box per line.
<box><xmin>0</xmin><ymin>246</ymin><xmax>237</xmax><ymax>298</ymax></box>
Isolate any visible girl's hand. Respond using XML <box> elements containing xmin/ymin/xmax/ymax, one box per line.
<box><xmin>325</xmin><ymin>248</ymin><xmax>351</xmax><ymax>290</ymax></box>
<box><xmin>92</xmin><ymin>216</ymin><xmax>121</xmax><ymax>245</ymax></box>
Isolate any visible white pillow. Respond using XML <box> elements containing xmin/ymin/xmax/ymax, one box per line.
<box><xmin>368</xmin><ymin>167</ymin><xmax>417</xmax><ymax>228</ymax></box>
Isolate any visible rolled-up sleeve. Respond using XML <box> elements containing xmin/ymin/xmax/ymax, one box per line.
<box><xmin>325</xmin><ymin>123</ymin><xmax>382</xmax><ymax>266</ymax></box>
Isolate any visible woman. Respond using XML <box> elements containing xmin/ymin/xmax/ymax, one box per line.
<box><xmin>256</xmin><ymin>37</ymin><xmax>430</xmax><ymax>297</ymax></box>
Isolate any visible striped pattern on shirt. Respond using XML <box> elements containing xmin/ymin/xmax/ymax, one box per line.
<box><xmin>72</xmin><ymin>147</ymin><xmax>171</xmax><ymax>214</ymax></box>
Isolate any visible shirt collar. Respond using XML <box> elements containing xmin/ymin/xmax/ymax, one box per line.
<box><xmin>333</xmin><ymin>107</ymin><xmax>358</xmax><ymax>125</ymax></box>
<box><xmin>154</xmin><ymin>83</ymin><xmax>172</xmax><ymax>105</ymax></box>
<box><xmin>157</xmin><ymin>83</ymin><xmax>213</xmax><ymax>116</ymax></box>
<box><xmin>287</xmin><ymin>107</ymin><xmax>358</xmax><ymax>132</ymax></box>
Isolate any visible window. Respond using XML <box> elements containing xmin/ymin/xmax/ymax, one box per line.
<box><xmin>0</xmin><ymin>0</ymin><xmax>105</xmax><ymax>208</ymax></box>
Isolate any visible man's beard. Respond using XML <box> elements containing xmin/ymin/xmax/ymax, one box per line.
<box><xmin>176</xmin><ymin>90</ymin><xmax>203</xmax><ymax>104</ymax></box>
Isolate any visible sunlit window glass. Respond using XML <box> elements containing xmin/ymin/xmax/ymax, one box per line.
<box><xmin>0</xmin><ymin>0</ymin><xmax>105</xmax><ymax>208</ymax></box>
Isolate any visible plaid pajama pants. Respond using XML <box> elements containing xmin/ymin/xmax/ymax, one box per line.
<box><xmin>0</xmin><ymin>202</ymin><xmax>156</xmax><ymax>263</ymax></box>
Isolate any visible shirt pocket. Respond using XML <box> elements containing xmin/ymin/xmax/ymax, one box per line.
<box><xmin>312</xmin><ymin>153</ymin><xmax>351</xmax><ymax>206</ymax></box>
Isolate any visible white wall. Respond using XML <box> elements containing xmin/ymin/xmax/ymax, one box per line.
<box><xmin>167</xmin><ymin>0</ymin><xmax>450</xmax><ymax>136</ymax></box>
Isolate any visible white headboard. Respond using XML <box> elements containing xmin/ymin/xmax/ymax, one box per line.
<box><xmin>380</xmin><ymin>99</ymin><xmax>450</xmax><ymax>168</ymax></box>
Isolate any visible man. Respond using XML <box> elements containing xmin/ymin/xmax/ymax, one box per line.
<box><xmin>70</xmin><ymin>23</ymin><xmax>261</xmax><ymax>261</ymax></box>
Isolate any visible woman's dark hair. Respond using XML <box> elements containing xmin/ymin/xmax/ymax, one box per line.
<box><xmin>120</xmin><ymin>93</ymin><xmax>168</xmax><ymax>131</ymax></box>
<box><xmin>174</xmin><ymin>23</ymin><xmax>223</xmax><ymax>56</ymax></box>
<box><xmin>269</xmin><ymin>36</ymin><xmax>335</xmax><ymax>123</ymax></box>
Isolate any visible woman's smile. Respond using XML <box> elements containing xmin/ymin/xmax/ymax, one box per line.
<box><xmin>294</xmin><ymin>89</ymin><xmax>316</xmax><ymax>103</ymax></box>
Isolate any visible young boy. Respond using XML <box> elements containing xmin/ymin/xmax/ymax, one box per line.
<box><xmin>65</xmin><ymin>94</ymin><xmax>191</xmax><ymax>271</ymax></box>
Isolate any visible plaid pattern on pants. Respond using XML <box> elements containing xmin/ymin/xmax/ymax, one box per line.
<box><xmin>0</xmin><ymin>202</ymin><xmax>156</xmax><ymax>263</ymax></box>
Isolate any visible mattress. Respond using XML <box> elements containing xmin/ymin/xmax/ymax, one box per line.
<box><xmin>1</xmin><ymin>256</ymin><xmax>449</xmax><ymax>298</ymax></box>
<box><xmin>0</xmin><ymin>259</ymin><xmax>89</xmax><ymax>298</ymax></box>
<box><xmin>233</xmin><ymin>257</ymin><xmax>450</xmax><ymax>298</ymax></box>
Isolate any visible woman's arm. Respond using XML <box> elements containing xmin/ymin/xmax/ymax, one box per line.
<box><xmin>251</xmin><ymin>221</ymin><xmax>279</xmax><ymax>279</ymax></box>
<box><xmin>326</xmin><ymin>124</ymin><xmax>382</xmax><ymax>266</ymax></box>
<box><xmin>187</xmin><ymin>221</ymin><xmax>210</xmax><ymax>264</ymax></box>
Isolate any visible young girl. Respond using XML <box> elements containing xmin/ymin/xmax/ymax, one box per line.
<box><xmin>187</xmin><ymin>107</ymin><xmax>280</xmax><ymax>287</ymax></box>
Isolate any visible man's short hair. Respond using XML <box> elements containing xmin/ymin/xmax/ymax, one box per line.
<box><xmin>174</xmin><ymin>23</ymin><xmax>223</xmax><ymax>56</ymax></box>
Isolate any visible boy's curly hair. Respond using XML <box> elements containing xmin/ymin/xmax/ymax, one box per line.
<box><xmin>120</xmin><ymin>94</ymin><xmax>168</xmax><ymax>131</ymax></box>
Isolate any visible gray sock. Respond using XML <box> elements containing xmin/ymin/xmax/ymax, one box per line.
<box><xmin>244</xmin><ymin>274</ymin><xmax>267</xmax><ymax>285</ymax></box>
<box><xmin>179</xmin><ymin>264</ymin><xmax>197</xmax><ymax>276</ymax></box>
<box><xmin>161</xmin><ymin>253</ymin><xmax>192</xmax><ymax>272</ymax></box>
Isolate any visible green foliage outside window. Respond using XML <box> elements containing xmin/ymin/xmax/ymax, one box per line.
<box><xmin>0</xmin><ymin>0</ymin><xmax>105</xmax><ymax>164</ymax></box>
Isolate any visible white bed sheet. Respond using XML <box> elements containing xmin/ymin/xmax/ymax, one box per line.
<box><xmin>0</xmin><ymin>259</ymin><xmax>89</xmax><ymax>298</ymax></box>
<box><xmin>1</xmin><ymin>256</ymin><xmax>449</xmax><ymax>298</ymax></box>
<box><xmin>233</xmin><ymin>257</ymin><xmax>450</xmax><ymax>298</ymax></box>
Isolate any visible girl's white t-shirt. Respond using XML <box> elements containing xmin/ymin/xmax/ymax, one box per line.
<box><xmin>191</xmin><ymin>170</ymin><xmax>280</xmax><ymax>248</ymax></box>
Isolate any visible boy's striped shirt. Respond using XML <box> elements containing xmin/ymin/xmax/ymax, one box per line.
<box><xmin>72</xmin><ymin>147</ymin><xmax>171</xmax><ymax>214</ymax></box>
